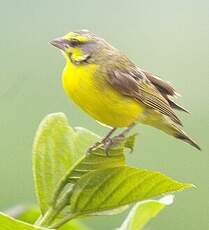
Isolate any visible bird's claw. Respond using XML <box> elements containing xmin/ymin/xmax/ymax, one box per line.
<box><xmin>86</xmin><ymin>141</ymin><xmax>103</xmax><ymax>155</ymax></box>
<box><xmin>87</xmin><ymin>134</ymin><xmax>125</xmax><ymax>156</ymax></box>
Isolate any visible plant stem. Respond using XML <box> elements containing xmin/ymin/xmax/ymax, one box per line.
<box><xmin>49</xmin><ymin>213</ymin><xmax>77</xmax><ymax>229</ymax></box>
<box><xmin>51</xmin><ymin>156</ymin><xmax>85</xmax><ymax>207</ymax></box>
<box><xmin>35</xmin><ymin>207</ymin><xmax>56</xmax><ymax>226</ymax></box>
<box><xmin>51</xmin><ymin>178</ymin><xmax>67</xmax><ymax>207</ymax></box>
<box><xmin>36</xmin><ymin>188</ymin><xmax>73</xmax><ymax>227</ymax></box>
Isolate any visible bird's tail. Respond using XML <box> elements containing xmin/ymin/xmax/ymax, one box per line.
<box><xmin>141</xmin><ymin>112</ymin><xmax>201</xmax><ymax>150</ymax></box>
<box><xmin>173</xmin><ymin>128</ymin><xmax>201</xmax><ymax>150</ymax></box>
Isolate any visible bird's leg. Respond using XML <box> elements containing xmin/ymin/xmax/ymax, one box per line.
<box><xmin>117</xmin><ymin>123</ymin><xmax>136</xmax><ymax>138</ymax></box>
<box><xmin>103</xmin><ymin>123</ymin><xmax>136</xmax><ymax>153</ymax></box>
<box><xmin>87</xmin><ymin>127</ymin><xmax>117</xmax><ymax>154</ymax></box>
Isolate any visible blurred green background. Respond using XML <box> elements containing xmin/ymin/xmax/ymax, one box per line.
<box><xmin>0</xmin><ymin>0</ymin><xmax>208</xmax><ymax>229</ymax></box>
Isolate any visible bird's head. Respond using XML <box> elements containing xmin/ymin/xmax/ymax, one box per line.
<box><xmin>50</xmin><ymin>30</ymin><xmax>110</xmax><ymax>64</ymax></box>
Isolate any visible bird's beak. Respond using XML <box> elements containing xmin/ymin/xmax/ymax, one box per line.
<box><xmin>49</xmin><ymin>37</ymin><xmax>69</xmax><ymax>51</ymax></box>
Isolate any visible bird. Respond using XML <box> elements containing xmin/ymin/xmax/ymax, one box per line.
<box><xmin>50</xmin><ymin>30</ymin><xmax>201</xmax><ymax>152</ymax></box>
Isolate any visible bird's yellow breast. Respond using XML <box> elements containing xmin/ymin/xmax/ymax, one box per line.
<box><xmin>62</xmin><ymin>61</ymin><xmax>144</xmax><ymax>127</ymax></box>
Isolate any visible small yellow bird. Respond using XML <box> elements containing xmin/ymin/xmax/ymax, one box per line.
<box><xmin>50</xmin><ymin>30</ymin><xmax>200</xmax><ymax>151</ymax></box>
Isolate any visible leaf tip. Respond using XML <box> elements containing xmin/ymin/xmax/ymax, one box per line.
<box><xmin>178</xmin><ymin>182</ymin><xmax>195</xmax><ymax>192</ymax></box>
<box><xmin>189</xmin><ymin>183</ymin><xmax>197</xmax><ymax>189</ymax></box>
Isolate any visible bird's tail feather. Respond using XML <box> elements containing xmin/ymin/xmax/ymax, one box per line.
<box><xmin>173</xmin><ymin>128</ymin><xmax>201</xmax><ymax>150</ymax></box>
<box><xmin>141</xmin><ymin>112</ymin><xmax>201</xmax><ymax>150</ymax></box>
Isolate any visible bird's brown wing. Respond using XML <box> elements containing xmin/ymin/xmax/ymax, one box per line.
<box><xmin>106</xmin><ymin>66</ymin><xmax>182</xmax><ymax>126</ymax></box>
<box><xmin>143</xmin><ymin>71</ymin><xmax>189</xmax><ymax>113</ymax></box>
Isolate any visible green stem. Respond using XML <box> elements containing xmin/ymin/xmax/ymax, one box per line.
<box><xmin>36</xmin><ymin>207</ymin><xmax>57</xmax><ymax>227</ymax></box>
<box><xmin>52</xmin><ymin>178</ymin><xmax>67</xmax><ymax>207</ymax></box>
<box><xmin>36</xmin><ymin>189</ymin><xmax>73</xmax><ymax>227</ymax></box>
<box><xmin>49</xmin><ymin>213</ymin><xmax>77</xmax><ymax>229</ymax></box>
<box><xmin>51</xmin><ymin>156</ymin><xmax>85</xmax><ymax>207</ymax></box>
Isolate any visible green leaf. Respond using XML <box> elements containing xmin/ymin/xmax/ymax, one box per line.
<box><xmin>48</xmin><ymin>146</ymin><xmax>126</xmax><ymax>225</ymax></box>
<box><xmin>70</xmin><ymin>166</ymin><xmax>193</xmax><ymax>218</ymax></box>
<box><xmin>67</xmin><ymin>147</ymin><xmax>125</xmax><ymax>185</ymax></box>
<box><xmin>52</xmin><ymin>142</ymin><xmax>125</xmax><ymax>205</ymax></box>
<box><xmin>33</xmin><ymin>113</ymin><xmax>98</xmax><ymax>214</ymax></box>
<box><xmin>0</xmin><ymin>212</ymin><xmax>47</xmax><ymax>230</ymax></box>
<box><xmin>118</xmin><ymin>195</ymin><xmax>174</xmax><ymax>230</ymax></box>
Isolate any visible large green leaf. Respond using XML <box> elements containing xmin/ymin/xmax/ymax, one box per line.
<box><xmin>0</xmin><ymin>212</ymin><xmax>47</xmax><ymax>230</ymax></box>
<box><xmin>47</xmin><ymin>146</ymin><xmax>126</xmax><ymax>226</ymax></box>
<box><xmin>32</xmin><ymin>113</ymin><xmax>98</xmax><ymax>213</ymax></box>
<box><xmin>51</xmin><ymin>136</ymin><xmax>126</xmax><ymax>206</ymax></box>
<box><xmin>67</xmin><ymin>147</ymin><xmax>125</xmax><ymax>185</ymax></box>
<box><xmin>118</xmin><ymin>195</ymin><xmax>174</xmax><ymax>230</ymax></box>
<box><xmin>70</xmin><ymin>166</ymin><xmax>192</xmax><ymax>217</ymax></box>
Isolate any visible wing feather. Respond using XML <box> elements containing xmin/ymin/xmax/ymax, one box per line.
<box><xmin>143</xmin><ymin>71</ymin><xmax>177</xmax><ymax>96</ymax></box>
<box><xmin>106</xmin><ymin>66</ymin><xmax>182</xmax><ymax>126</ymax></box>
<box><xmin>136</xmin><ymin>82</ymin><xmax>182</xmax><ymax>125</ymax></box>
<box><xmin>143</xmin><ymin>71</ymin><xmax>189</xmax><ymax>113</ymax></box>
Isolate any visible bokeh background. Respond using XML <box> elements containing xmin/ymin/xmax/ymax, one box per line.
<box><xmin>0</xmin><ymin>0</ymin><xmax>208</xmax><ymax>229</ymax></box>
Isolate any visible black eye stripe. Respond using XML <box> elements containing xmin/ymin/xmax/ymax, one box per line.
<box><xmin>65</xmin><ymin>38</ymin><xmax>96</xmax><ymax>47</ymax></box>
<box><xmin>69</xmin><ymin>38</ymin><xmax>81</xmax><ymax>47</ymax></box>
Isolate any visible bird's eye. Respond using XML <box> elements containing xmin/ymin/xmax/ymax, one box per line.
<box><xmin>69</xmin><ymin>38</ymin><xmax>80</xmax><ymax>47</ymax></box>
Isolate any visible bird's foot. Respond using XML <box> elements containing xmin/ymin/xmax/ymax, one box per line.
<box><xmin>86</xmin><ymin>140</ymin><xmax>104</xmax><ymax>154</ymax></box>
<box><xmin>87</xmin><ymin>134</ymin><xmax>126</xmax><ymax>156</ymax></box>
<box><xmin>103</xmin><ymin>134</ymin><xmax>125</xmax><ymax>155</ymax></box>
<box><xmin>87</xmin><ymin>124</ymin><xmax>135</xmax><ymax>156</ymax></box>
